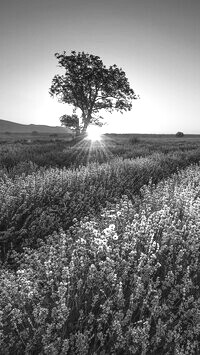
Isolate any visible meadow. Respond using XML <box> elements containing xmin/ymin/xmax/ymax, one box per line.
<box><xmin>0</xmin><ymin>133</ymin><xmax>200</xmax><ymax>354</ymax></box>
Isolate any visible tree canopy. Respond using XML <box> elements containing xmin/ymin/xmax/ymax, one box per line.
<box><xmin>49</xmin><ymin>50</ymin><xmax>138</xmax><ymax>135</ymax></box>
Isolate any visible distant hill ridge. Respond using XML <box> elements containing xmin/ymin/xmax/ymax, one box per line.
<box><xmin>0</xmin><ymin>119</ymin><xmax>72</xmax><ymax>134</ymax></box>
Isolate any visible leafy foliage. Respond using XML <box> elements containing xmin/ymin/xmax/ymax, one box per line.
<box><xmin>60</xmin><ymin>114</ymin><xmax>80</xmax><ymax>135</ymax></box>
<box><xmin>49</xmin><ymin>51</ymin><xmax>138</xmax><ymax>133</ymax></box>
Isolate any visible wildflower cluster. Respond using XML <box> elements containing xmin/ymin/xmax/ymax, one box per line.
<box><xmin>0</xmin><ymin>164</ymin><xmax>200</xmax><ymax>353</ymax></box>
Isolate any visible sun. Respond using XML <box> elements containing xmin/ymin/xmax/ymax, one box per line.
<box><xmin>86</xmin><ymin>126</ymin><xmax>102</xmax><ymax>141</ymax></box>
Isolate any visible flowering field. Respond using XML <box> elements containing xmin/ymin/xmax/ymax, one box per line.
<box><xmin>1</xmin><ymin>162</ymin><xmax>200</xmax><ymax>354</ymax></box>
<box><xmin>1</xmin><ymin>136</ymin><xmax>200</xmax><ymax>354</ymax></box>
<box><xmin>1</xmin><ymin>148</ymin><xmax>200</xmax><ymax>259</ymax></box>
<box><xmin>1</xmin><ymin>135</ymin><xmax>200</xmax><ymax>176</ymax></box>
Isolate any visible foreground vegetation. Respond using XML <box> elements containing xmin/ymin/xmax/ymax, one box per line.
<box><xmin>1</xmin><ymin>134</ymin><xmax>200</xmax><ymax>354</ymax></box>
<box><xmin>1</xmin><ymin>164</ymin><xmax>200</xmax><ymax>354</ymax></box>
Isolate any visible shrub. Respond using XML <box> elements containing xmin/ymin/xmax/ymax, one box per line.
<box><xmin>176</xmin><ymin>131</ymin><xmax>184</xmax><ymax>137</ymax></box>
<box><xmin>32</xmin><ymin>131</ymin><xmax>39</xmax><ymax>135</ymax></box>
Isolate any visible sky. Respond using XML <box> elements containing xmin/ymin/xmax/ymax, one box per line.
<box><xmin>0</xmin><ymin>0</ymin><xmax>200</xmax><ymax>134</ymax></box>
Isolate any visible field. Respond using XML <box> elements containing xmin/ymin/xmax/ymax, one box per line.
<box><xmin>1</xmin><ymin>133</ymin><xmax>200</xmax><ymax>354</ymax></box>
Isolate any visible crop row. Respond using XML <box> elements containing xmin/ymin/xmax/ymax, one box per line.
<box><xmin>1</xmin><ymin>136</ymin><xmax>200</xmax><ymax>175</ymax></box>
<box><xmin>1</xmin><ymin>149</ymin><xmax>200</xmax><ymax>260</ymax></box>
<box><xmin>0</xmin><ymin>164</ymin><xmax>200</xmax><ymax>353</ymax></box>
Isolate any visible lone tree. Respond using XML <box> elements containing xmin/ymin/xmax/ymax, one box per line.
<box><xmin>49</xmin><ymin>51</ymin><xmax>138</xmax><ymax>135</ymax></box>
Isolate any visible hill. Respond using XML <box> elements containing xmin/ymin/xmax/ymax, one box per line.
<box><xmin>0</xmin><ymin>119</ymin><xmax>72</xmax><ymax>134</ymax></box>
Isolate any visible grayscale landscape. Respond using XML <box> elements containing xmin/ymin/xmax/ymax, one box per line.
<box><xmin>0</xmin><ymin>0</ymin><xmax>200</xmax><ymax>354</ymax></box>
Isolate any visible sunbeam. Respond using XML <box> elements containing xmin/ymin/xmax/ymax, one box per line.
<box><xmin>86</xmin><ymin>126</ymin><xmax>102</xmax><ymax>142</ymax></box>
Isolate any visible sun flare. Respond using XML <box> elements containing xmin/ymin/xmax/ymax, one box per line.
<box><xmin>86</xmin><ymin>126</ymin><xmax>102</xmax><ymax>141</ymax></box>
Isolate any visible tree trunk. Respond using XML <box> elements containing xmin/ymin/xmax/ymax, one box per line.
<box><xmin>82</xmin><ymin>114</ymin><xmax>91</xmax><ymax>134</ymax></box>
<box><xmin>75</xmin><ymin>126</ymin><xmax>80</xmax><ymax>137</ymax></box>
